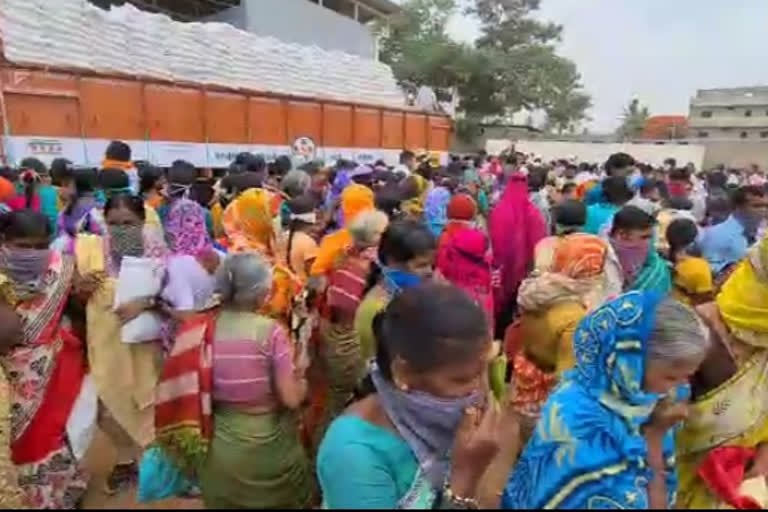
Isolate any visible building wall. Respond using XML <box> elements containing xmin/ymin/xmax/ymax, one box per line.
<box><xmin>206</xmin><ymin>0</ymin><xmax>377</xmax><ymax>59</ymax></box>
<box><xmin>688</xmin><ymin>87</ymin><xmax>768</xmax><ymax>141</ymax></box>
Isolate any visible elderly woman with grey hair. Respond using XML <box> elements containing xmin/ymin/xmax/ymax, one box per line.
<box><xmin>197</xmin><ymin>253</ymin><xmax>313</xmax><ymax>509</ymax></box>
<box><xmin>504</xmin><ymin>292</ymin><xmax>709</xmax><ymax>510</ymax></box>
<box><xmin>308</xmin><ymin>210</ymin><xmax>390</xmax><ymax>447</ymax></box>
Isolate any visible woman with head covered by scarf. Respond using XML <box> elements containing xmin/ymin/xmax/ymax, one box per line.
<box><xmin>510</xmin><ymin>233</ymin><xmax>609</xmax><ymax>443</ymax></box>
<box><xmin>0</xmin><ymin>210</ymin><xmax>92</xmax><ymax>509</ymax></box>
<box><xmin>424</xmin><ymin>185</ymin><xmax>452</xmax><ymax>238</ymax></box>
<box><xmin>677</xmin><ymin>234</ymin><xmax>768</xmax><ymax>508</ymax></box>
<box><xmin>503</xmin><ymin>293</ymin><xmax>709</xmax><ymax>509</ymax></box>
<box><xmin>222</xmin><ymin>187</ymin><xmax>303</xmax><ymax>326</ymax></box>
<box><xmin>489</xmin><ymin>172</ymin><xmax>547</xmax><ymax>336</ymax></box>
<box><xmin>311</xmin><ymin>184</ymin><xmax>375</xmax><ymax>277</ymax></box>
<box><xmin>400</xmin><ymin>174</ymin><xmax>430</xmax><ymax>221</ymax></box>
<box><xmin>319</xmin><ymin>283</ymin><xmax>502</xmax><ymax>509</ymax></box>
<box><xmin>161</xmin><ymin>199</ymin><xmax>221</xmax><ymax>313</ymax></box>
<box><xmin>436</xmin><ymin>194</ymin><xmax>494</xmax><ymax>329</ymax></box>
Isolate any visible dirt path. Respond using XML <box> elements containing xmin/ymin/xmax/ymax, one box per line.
<box><xmin>0</xmin><ymin>376</ymin><xmax>519</xmax><ymax>509</ymax></box>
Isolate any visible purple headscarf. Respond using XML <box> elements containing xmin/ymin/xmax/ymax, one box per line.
<box><xmin>165</xmin><ymin>199</ymin><xmax>212</xmax><ymax>257</ymax></box>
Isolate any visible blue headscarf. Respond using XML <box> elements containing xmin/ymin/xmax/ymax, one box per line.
<box><xmin>503</xmin><ymin>291</ymin><xmax>687</xmax><ymax>510</ymax></box>
<box><xmin>424</xmin><ymin>186</ymin><xmax>451</xmax><ymax>238</ymax></box>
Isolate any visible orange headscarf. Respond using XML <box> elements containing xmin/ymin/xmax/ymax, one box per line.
<box><xmin>222</xmin><ymin>188</ymin><xmax>275</xmax><ymax>254</ymax></box>
<box><xmin>222</xmin><ymin>188</ymin><xmax>303</xmax><ymax>322</ymax></box>
<box><xmin>0</xmin><ymin>177</ymin><xmax>14</xmax><ymax>204</ymax></box>
<box><xmin>551</xmin><ymin>233</ymin><xmax>608</xmax><ymax>280</ymax></box>
<box><xmin>311</xmin><ymin>185</ymin><xmax>375</xmax><ymax>276</ymax></box>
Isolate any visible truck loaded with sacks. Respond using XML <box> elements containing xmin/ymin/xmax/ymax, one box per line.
<box><xmin>0</xmin><ymin>0</ymin><xmax>452</xmax><ymax>168</ymax></box>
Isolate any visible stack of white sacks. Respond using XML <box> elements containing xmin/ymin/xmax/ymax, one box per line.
<box><xmin>0</xmin><ymin>0</ymin><xmax>405</xmax><ymax>108</ymax></box>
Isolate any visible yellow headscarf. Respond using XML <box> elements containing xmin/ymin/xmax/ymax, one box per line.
<box><xmin>223</xmin><ymin>188</ymin><xmax>274</xmax><ymax>254</ymax></box>
<box><xmin>674</xmin><ymin>257</ymin><xmax>714</xmax><ymax>295</ymax></box>
<box><xmin>401</xmin><ymin>174</ymin><xmax>429</xmax><ymax>217</ymax></box>
<box><xmin>717</xmin><ymin>236</ymin><xmax>768</xmax><ymax>346</ymax></box>
<box><xmin>310</xmin><ymin>184</ymin><xmax>375</xmax><ymax>276</ymax></box>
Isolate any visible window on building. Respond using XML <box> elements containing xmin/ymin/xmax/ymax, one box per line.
<box><xmin>745</xmin><ymin>109</ymin><xmax>753</xmax><ymax>117</ymax></box>
<box><xmin>701</xmin><ymin>111</ymin><xmax>712</xmax><ymax>118</ymax></box>
<box><xmin>698</xmin><ymin>131</ymin><xmax>709</xmax><ymax>138</ymax></box>
<box><xmin>741</xmin><ymin>131</ymin><xmax>749</xmax><ymax>139</ymax></box>
<box><xmin>761</xmin><ymin>131</ymin><xmax>768</xmax><ymax>139</ymax></box>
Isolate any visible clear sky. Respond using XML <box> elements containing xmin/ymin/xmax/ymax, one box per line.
<box><xmin>399</xmin><ymin>0</ymin><xmax>768</xmax><ymax>132</ymax></box>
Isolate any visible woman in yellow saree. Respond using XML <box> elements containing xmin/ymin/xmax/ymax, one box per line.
<box><xmin>677</xmin><ymin>234</ymin><xmax>768</xmax><ymax>508</ymax></box>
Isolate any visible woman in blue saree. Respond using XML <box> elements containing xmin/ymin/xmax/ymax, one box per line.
<box><xmin>503</xmin><ymin>292</ymin><xmax>709</xmax><ymax>509</ymax></box>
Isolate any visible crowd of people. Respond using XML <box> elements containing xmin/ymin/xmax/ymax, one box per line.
<box><xmin>0</xmin><ymin>140</ymin><xmax>767</xmax><ymax>509</ymax></box>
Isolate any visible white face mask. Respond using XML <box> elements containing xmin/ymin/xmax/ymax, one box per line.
<box><xmin>289</xmin><ymin>212</ymin><xmax>317</xmax><ymax>224</ymax></box>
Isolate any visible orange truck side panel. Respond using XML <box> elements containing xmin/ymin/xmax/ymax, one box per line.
<box><xmin>205</xmin><ymin>91</ymin><xmax>248</xmax><ymax>144</ymax></box>
<box><xmin>354</xmin><ymin>107</ymin><xmax>380</xmax><ymax>148</ymax></box>
<box><xmin>249</xmin><ymin>97</ymin><xmax>285</xmax><ymax>145</ymax></box>
<box><xmin>80</xmin><ymin>78</ymin><xmax>144</xmax><ymax>140</ymax></box>
<box><xmin>6</xmin><ymin>95</ymin><xmax>80</xmax><ymax>137</ymax></box>
<box><xmin>428</xmin><ymin>116</ymin><xmax>451</xmax><ymax>151</ymax></box>
<box><xmin>405</xmin><ymin>113</ymin><xmax>427</xmax><ymax>151</ymax></box>
<box><xmin>2</xmin><ymin>69</ymin><xmax>80</xmax><ymax>137</ymax></box>
<box><xmin>382</xmin><ymin>111</ymin><xmax>404</xmax><ymax>149</ymax></box>
<box><xmin>144</xmin><ymin>85</ymin><xmax>204</xmax><ymax>142</ymax></box>
<box><xmin>323</xmin><ymin>104</ymin><xmax>352</xmax><ymax>147</ymax></box>
<box><xmin>0</xmin><ymin>64</ymin><xmax>452</xmax><ymax>153</ymax></box>
<box><xmin>287</xmin><ymin>101</ymin><xmax>322</xmax><ymax>144</ymax></box>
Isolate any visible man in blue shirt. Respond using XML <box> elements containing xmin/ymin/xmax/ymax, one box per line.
<box><xmin>699</xmin><ymin>185</ymin><xmax>767</xmax><ymax>275</ymax></box>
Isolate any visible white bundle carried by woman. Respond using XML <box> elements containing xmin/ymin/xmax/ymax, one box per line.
<box><xmin>115</xmin><ymin>256</ymin><xmax>165</xmax><ymax>343</ymax></box>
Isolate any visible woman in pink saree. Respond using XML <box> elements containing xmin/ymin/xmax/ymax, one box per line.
<box><xmin>489</xmin><ymin>172</ymin><xmax>547</xmax><ymax>335</ymax></box>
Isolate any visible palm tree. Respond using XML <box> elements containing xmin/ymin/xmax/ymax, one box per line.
<box><xmin>617</xmin><ymin>98</ymin><xmax>650</xmax><ymax>140</ymax></box>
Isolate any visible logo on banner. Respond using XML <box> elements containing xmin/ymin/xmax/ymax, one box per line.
<box><xmin>27</xmin><ymin>139</ymin><xmax>63</xmax><ymax>156</ymax></box>
<box><xmin>292</xmin><ymin>137</ymin><xmax>316</xmax><ymax>164</ymax></box>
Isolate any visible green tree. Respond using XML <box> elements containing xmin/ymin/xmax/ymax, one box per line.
<box><xmin>617</xmin><ymin>98</ymin><xmax>650</xmax><ymax>139</ymax></box>
<box><xmin>468</xmin><ymin>0</ymin><xmax>591</xmax><ymax>126</ymax></box>
<box><xmin>379</xmin><ymin>0</ymin><xmax>591</xmax><ymax>137</ymax></box>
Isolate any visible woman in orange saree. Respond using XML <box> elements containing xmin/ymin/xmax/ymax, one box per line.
<box><xmin>0</xmin><ymin>210</ymin><xmax>90</xmax><ymax>509</ymax></box>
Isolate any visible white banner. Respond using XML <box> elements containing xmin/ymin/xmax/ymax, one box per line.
<box><xmin>3</xmin><ymin>136</ymin><xmax>444</xmax><ymax>169</ymax></box>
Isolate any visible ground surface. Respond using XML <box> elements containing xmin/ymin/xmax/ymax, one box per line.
<box><xmin>0</xmin><ymin>377</ymin><xmax>519</xmax><ymax>509</ymax></box>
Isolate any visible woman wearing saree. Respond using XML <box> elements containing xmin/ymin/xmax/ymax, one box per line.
<box><xmin>0</xmin><ymin>210</ymin><xmax>92</xmax><ymax>508</ymax></box>
<box><xmin>319</xmin><ymin>283</ymin><xmax>502</xmax><ymax>509</ymax></box>
<box><xmin>162</xmin><ymin>199</ymin><xmax>220</xmax><ymax>313</ymax></box>
<box><xmin>198</xmin><ymin>253</ymin><xmax>313</xmax><ymax>509</ymax></box>
<box><xmin>435</xmin><ymin>194</ymin><xmax>494</xmax><ymax>329</ymax></box>
<box><xmin>510</xmin><ymin>233</ymin><xmax>609</xmax><ymax>444</ymax></box>
<box><xmin>677</xmin><ymin>235</ymin><xmax>768</xmax><ymax>508</ymax></box>
<box><xmin>319</xmin><ymin>210</ymin><xmax>389</xmax><ymax>427</ymax></box>
<box><xmin>503</xmin><ymin>293</ymin><xmax>710</xmax><ymax>509</ymax></box>
<box><xmin>222</xmin><ymin>188</ymin><xmax>302</xmax><ymax>325</ymax></box>
<box><xmin>80</xmin><ymin>193</ymin><xmax>168</xmax><ymax>487</ymax></box>
<box><xmin>400</xmin><ymin>174</ymin><xmax>430</xmax><ymax>222</ymax></box>
<box><xmin>424</xmin><ymin>185</ymin><xmax>451</xmax><ymax>238</ymax></box>
<box><xmin>489</xmin><ymin>172</ymin><xmax>547</xmax><ymax>336</ymax></box>
<box><xmin>52</xmin><ymin>167</ymin><xmax>108</xmax><ymax>255</ymax></box>
<box><xmin>310</xmin><ymin>184</ymin><xmax>375</xmax><ymax>277</ymax></box>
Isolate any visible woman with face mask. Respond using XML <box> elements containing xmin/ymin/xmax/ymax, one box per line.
<box><xmin>503</xmin><ymin>293</ymin><xmax>709</xmax><ymax>509</ymax></box>
<box><xmin>354</xmin><ymin>220</ymin><xmax>437</xmax><ymax>364</ymax></box>
<box><xmin>52</xmin><ymin>167</ymin><xmax>108</xmax><ymax>255</ymax></box>
<box><xmin>677</xmin><ymin>235</ymin><xmax>768</xmax><ymax>508</ymax></box>
<box><xmin>80</xmin><ymin>193</ymin><xmax>168</xmax><ymax>493</ymax></box>
<box><xmin>319</xmin><ymin>283</ymin><xmax>502</xmax><ymax>509</ymax></box>
<box><xmin>0</xmin><ymin>210</ymin><xmax>91</xmax><ymax>508</ymax></box>
<box><xmin>604</xmin><ymin>206</ymin><xmax>672</xmax><ymax>295</ymax></box>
